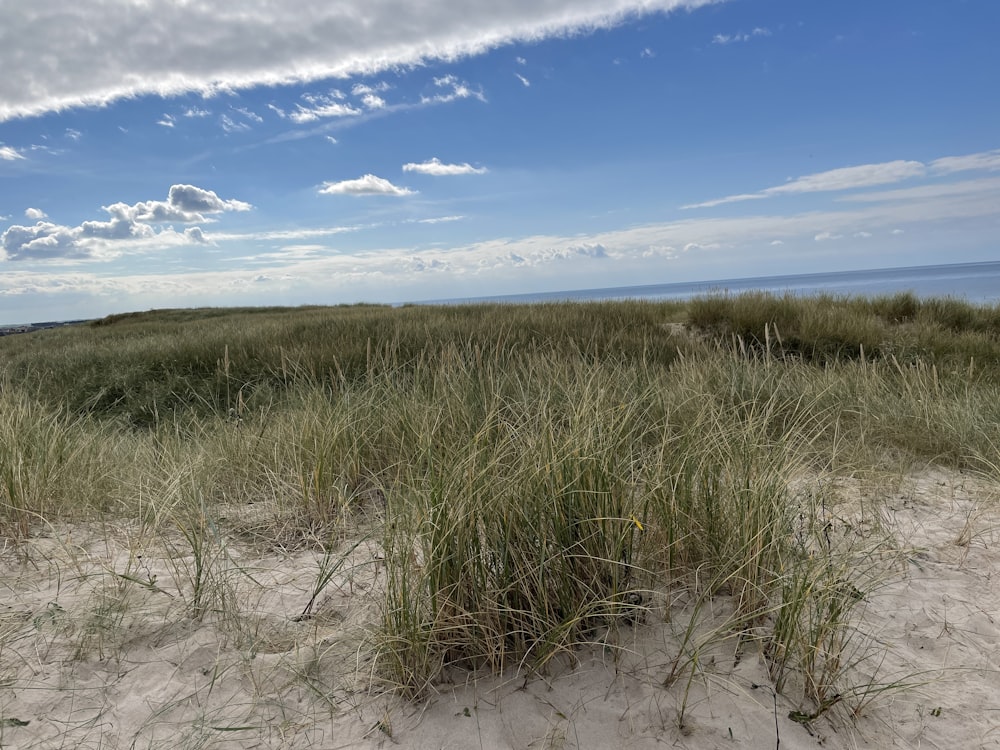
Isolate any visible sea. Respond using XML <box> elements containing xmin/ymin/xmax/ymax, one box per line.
<box><xmin>435</xmin><ymin>260</ymin><xmax>1000</xmax><ymax>306</ymax></box>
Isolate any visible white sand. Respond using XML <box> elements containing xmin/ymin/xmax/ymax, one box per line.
<box><xmin>2</xmin><ymin>467</ymin><xmax>997</xmax><ymax>749</ymax></box>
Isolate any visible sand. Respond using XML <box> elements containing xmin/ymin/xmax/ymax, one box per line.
<box><xmin>1</xmin><ymin>467</ymin><xmax>998</xmax><ymax>749</ymax></box>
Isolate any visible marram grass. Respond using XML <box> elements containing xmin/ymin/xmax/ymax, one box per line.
<box><xmin>2</xmin><ymin>293</ymin><xmax>999</xmax><ymax>722</ymax></box>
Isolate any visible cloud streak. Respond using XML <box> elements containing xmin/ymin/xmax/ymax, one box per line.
<box><xmin>0</xmin><ymin>1</ymin><xmax>720</xmax><ymax>121</ymax></box>
<box><xmin>402</xmin><ymin>158</ymin><xmax>488</xmax><ymax>176</ymax></box>
<box><xmin>712</xmin><ymin>27</ymin><xmax>771</xmax><ymax>45</ymax></box>
<box><xmin>683</xmin><ymin>150</ymin><xmax>1000</xmax><ymax>209</ymax></box>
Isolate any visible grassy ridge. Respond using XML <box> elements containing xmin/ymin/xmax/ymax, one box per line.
<box><xmin>2</xmin><ymin>292</ymin><xmax>999</xmax><ymax>720</ymax></box>
<box><xmin>0</xmin><ymin>301</ymin><xmax>688</xmax><ymax>427</ymax></box>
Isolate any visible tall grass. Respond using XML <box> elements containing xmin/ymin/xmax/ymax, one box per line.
<box><xmin>2</xmin><ymin>293</ymin><xmax>999</xmax><ymax>720</ymax></box>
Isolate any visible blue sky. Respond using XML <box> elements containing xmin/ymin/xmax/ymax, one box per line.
<box><xmin>1</xmin><ymin>0</ymin><xmax>998</xmax><ymax>324</ymax></box>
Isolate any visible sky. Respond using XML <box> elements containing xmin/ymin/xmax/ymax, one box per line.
<box><xmin>1</xmin><ymin>0</ymin><xmax>998</xmax><ymax>324</ymax></box>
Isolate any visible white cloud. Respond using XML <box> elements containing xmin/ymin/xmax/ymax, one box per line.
<box><xmin>0</xmin><ymin>1</ymin><xmax>718</xmax><ymax>122</ymax></box>
<box><xmin>640</xmin><ymin>47</ymin><xmax>655</xmax><ymax>58</ymax></box>
<box><xmin>515</xmin><ymin>73</ymin><xmax>531</xmax><ymax>87</ymax></box>
<box><xmin>220</xmin><ymin>115</ymin><xmax>250</xmax><ymax>133</ymax></box>
<box><xmin>279</xmin><ymin>92</ymin><xmax>363</xmax><ymax>123</ymax></box>
<box><xmin>1</xmin><ymin>184</ymin><xmax>251</xmax><ymax>261</ymax></box>
<box><xmin>416</xmin><ymin>215</ymin><xmax>465</xmax><ymax>224</ymax></box>
<box><xmin>325</xmin><ymin>136</ymin><xmax>339</xmax><ymax>145</ymax></box>
<box><xmin>402</xmin><ymin>157</ymin><xmax>488</xmax><ymax>176</ymax></box>
<box><xmin>25</xmin><ymin>208</ymin><xmax>48</xmax><ymax>220</ymax></box>
<box><xmin>360</xmin><ymin>93</ymin><xmax>386</xmax><ymax>109</ymax></box>
<box><xmin>234</xmin><ymin>106</ymin><xmax>263</xmax><ymax>123</ymax></box>
<box><xmin>157</xmin><ymin>114</ymin><xmax>176</xmax><ymax>128</ymax></box>
<box><xmin>930</xmin><ymin>149</ymin><xmax>1000</xmax><ymax>175</ymax></box>
<box><xmin>685</xmin><ymin>160</ymin><xmax>927</xmax><ymax>208</ymax></box>
<box><xmin>319</xmin><ymin>174</ymin><xmax>415</xmax><ymax>196</ymax></box>
<box><xmin>183</xmin><ymin>107</ymin><xmax>211</xmax><ymax>118</ymax></box>
<box><xmin>352</xmin><ymin>82</ymin><xmax>390</xmax><ymax>96</ymax></box>
<box><xmin>688</xmin><ymin>149</ymin><xmax>1000</xmax><ymax>211</ymax></box>
<box><xmin>840</xmin><ymin>176</ymin><xmax>1000</xmax><ymax>204</ymax></box>
<box><xmin>712</xmin><ymin>27</ymin><xmax>771</xmax><ymax>44</ymax></box>
<box><xmin>516</xmin><ymin>56</ymin><xmax>528</xmax><ymax>65</ymax></box>
<box><xmin>0</xmin><ymin>145</ymin><xmax>25</xmax><ymax>160</ymax></box>
<box><xmin>814</xmin><ymin>232</ymin><xmax>841</xmax><ymax>242</ymax></box>
<box><xmin>64</xmin><ymin>128</ymin><xmax>82</xmax><ymax>140</ymax></box>
<box><xmin>211</xmin><ymin>225</ymin><xmax>361</xmax><ymax>243</ymax></box>
<box><xmin>423</xmin><ymin>75</ymin><xmax>487</xmax><ymax>104</ymax></box>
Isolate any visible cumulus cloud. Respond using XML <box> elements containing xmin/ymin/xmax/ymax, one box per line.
<box><xmin>319</xmin><ymin>174</ymin><xmax>416</xmax><ymax>196</ymax></box>
<box><xmin>0</xmin><ymin>1</ymin><xmax>718</xmax><ymax>122</ymax></box>
<box><xmin>25</xmin><ymin>208</ymin><xmax>48</xmax><ymax>220</ymax></box>
<box><xmin>402</xmin><ymin>157</ymin><xmax>488</xmax><ymax>176</ymax></box>
<box><xmin>1</xmin><ymin>184</ymin><xmax>251</xmax><ymax>261</ymax></box>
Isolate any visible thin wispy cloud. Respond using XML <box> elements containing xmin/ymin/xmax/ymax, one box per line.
<box><xmin>424</xmin><ymin>75</ymin><xmax>487</xmax><ymax>104</ymax></box>
<box><xmin>712</xmin><ymin>27</ymin><xmax>771</xmax><ymax>45</ymax></box>
<box><xmin>220</xmin><ymin>115</ymin><xmax>251</xmax><ymax>134</ymax></box>
<box><xmin>930</xmin><ymin>149</ymin><xmax>1000</xmax><ymax>175</ymax></box>
<box><xmin>685</xmin><ymin>149</ymin><xmax>1000</xmax><ymax>210</ymax></box>
<box><xmin>840</xmin><ymin>176</ymin><xmax>1000</xmax><ymax>204</ymax></box>
<box><xmin>280</xmin><ymin>94</ymin><xmax>362</xmax><ymax>124</ymax></box>
<box><xmin>402</xmin><ymin>158</ymin><xmax>488</xmax><ymax>176</ymax></box>
<box><xmin>515</xmin><ymin>73</ymin><xmax>531</xmax><ymax>87</ymax></box>
<box><xmin>319</xmin><ymin>174</ymin><xmax>416</xmax><ymax>196</ymax></box>
<box><xmin>415</xmin><ymin>215</ymin><xmax>465</xmax><ymax>224</ymax></box>
<box><xmin>0</xmin><ymin>145</ymin><xmax>25</xmax><ymax>161</ymax></box>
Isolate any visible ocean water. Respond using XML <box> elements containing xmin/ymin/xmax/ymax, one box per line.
<box><xmin>448</xmin><ymin>261</ymin><xmax>1000</xmax><ymax>306</ymax></box>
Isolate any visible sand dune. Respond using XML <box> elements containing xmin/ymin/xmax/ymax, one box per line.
<box><xmin>2</xmin><ymin>467</ymin><xmax>997</xmax><ymax>749</ymax></box>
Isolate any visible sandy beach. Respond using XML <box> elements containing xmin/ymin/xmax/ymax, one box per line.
<box><xmin>2</xmin><ymin>466</ymin><xmax>997</xmax><ymax>749</ymax></box>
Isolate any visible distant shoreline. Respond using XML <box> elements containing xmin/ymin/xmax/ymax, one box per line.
<box><xmin>4</xmin><ymin>260</ymin><xmax>997</xmax><ymax>332</ymax></box>
<box><xmin>415</xmin><ymin>259</ymin><xmax>1000</xmax><ymax>306</ymax></box>
<box><xmin>0</xmin><ymin>320</ymin><xmax>91</xmax><ymax>337</ymax></box>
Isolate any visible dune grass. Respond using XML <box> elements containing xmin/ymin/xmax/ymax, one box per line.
<box><xmin>1</xmin><ymin>291</ymin><xmax>999</xmax><ymax>734</ymax></box>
